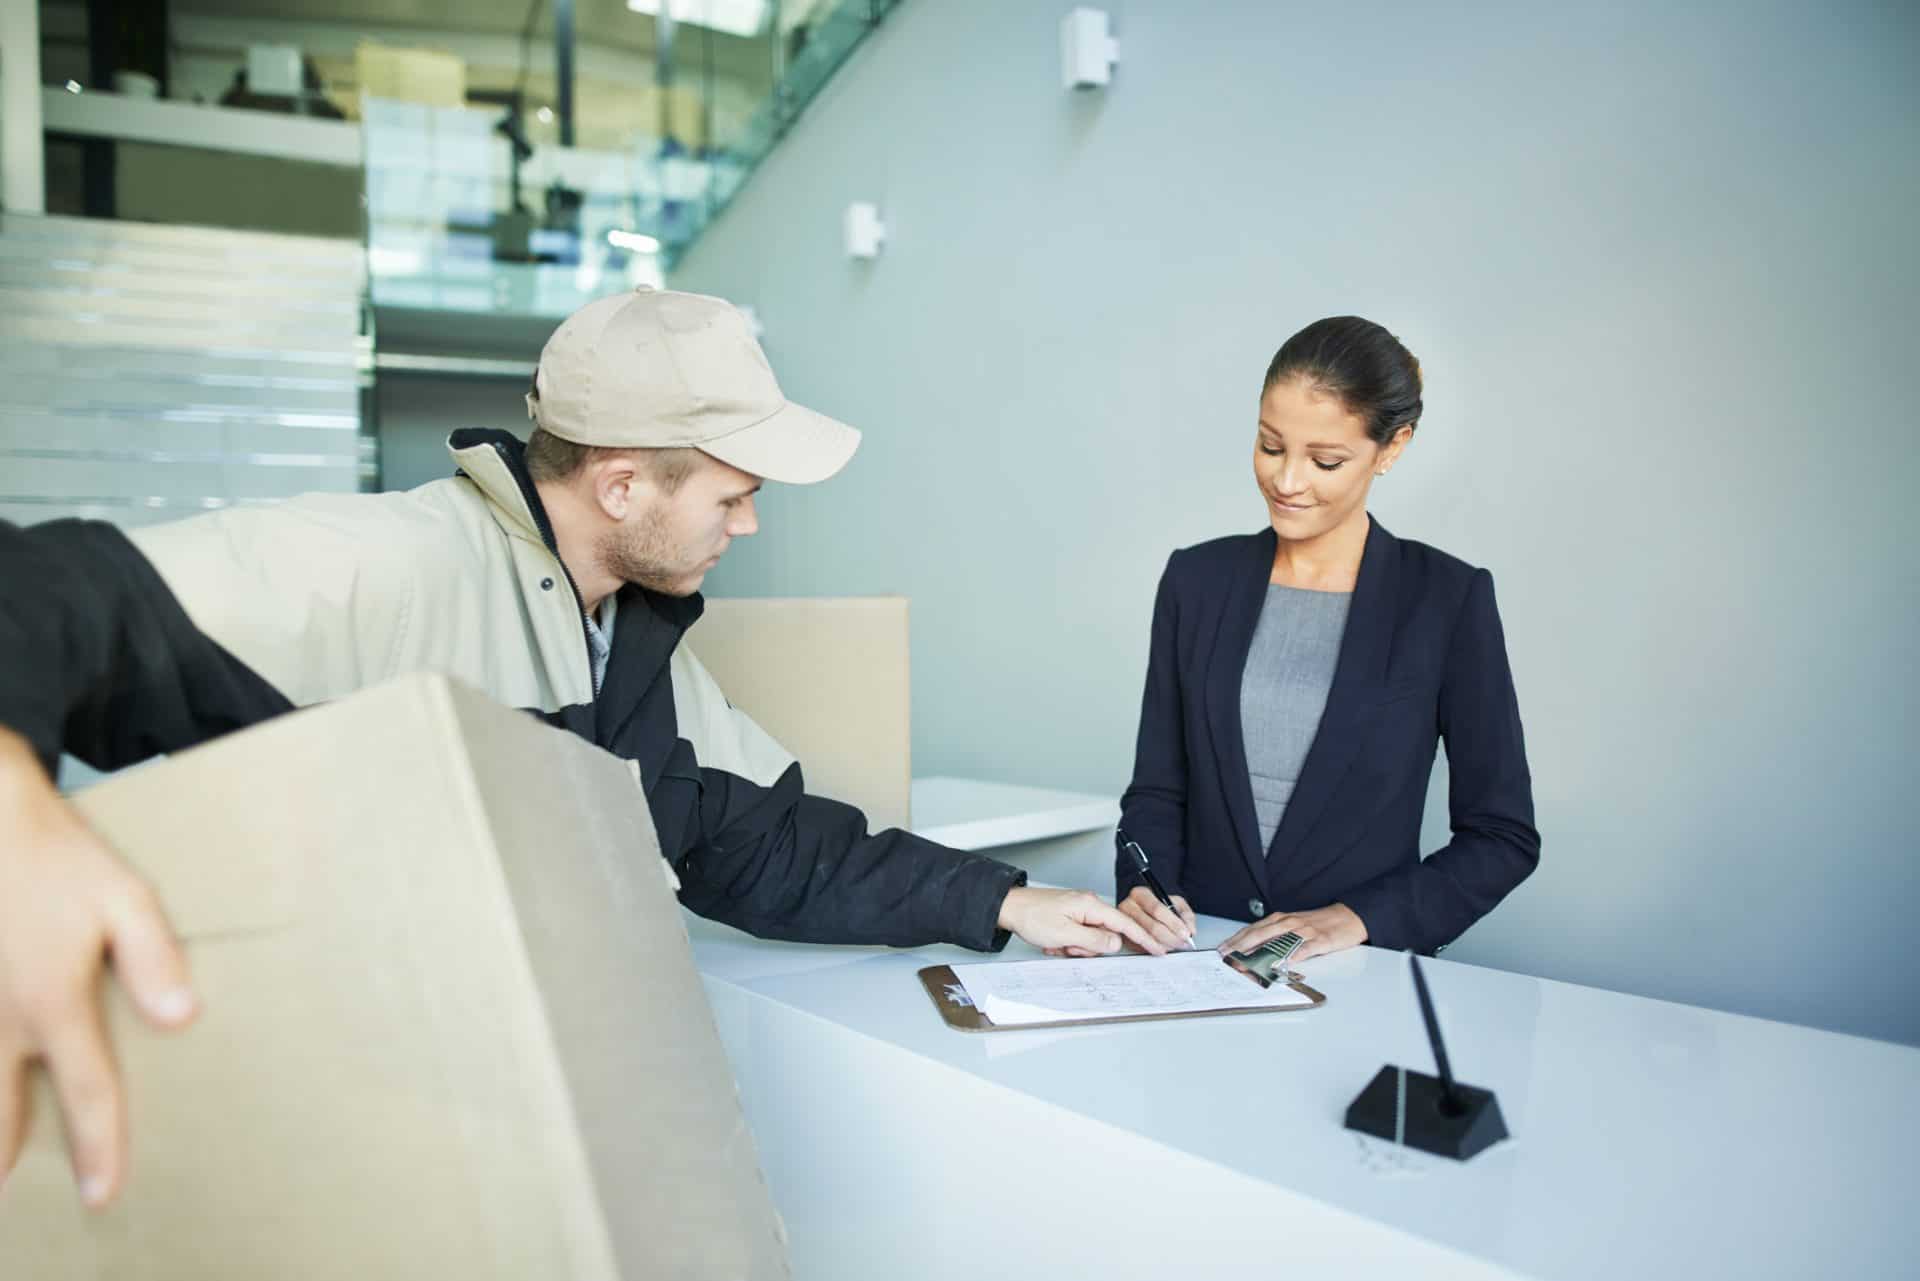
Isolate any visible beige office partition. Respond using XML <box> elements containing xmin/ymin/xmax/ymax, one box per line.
<box><xmin>689</xmin><ymin>597</ymin><xmax>912</xmax><ymax>833</ymax></box>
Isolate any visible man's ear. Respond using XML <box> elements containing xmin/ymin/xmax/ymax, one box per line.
<box><xmin>592</xmin><ymin>455</ymin><xmax>641</xmax><ymax>521</ymax></box>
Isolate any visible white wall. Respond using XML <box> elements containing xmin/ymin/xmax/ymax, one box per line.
<box><xmin>672</xmin><ymin>0</ymin><xmax>1920</xmax><ymax>1045</ymax></box>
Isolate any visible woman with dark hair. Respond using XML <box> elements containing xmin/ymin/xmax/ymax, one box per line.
<box><xmin>1112</xmin><ymin>317</ymin><xmax>1539</xmax><ymax>962</ymax></box>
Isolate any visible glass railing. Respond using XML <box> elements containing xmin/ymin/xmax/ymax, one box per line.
<box><xmin>362</xmin><ymin>0</ymin><xmax>905</xmax><ymax>318</ymax></box>
<box><xmin>362</xmin><ymin>97</ymin><xmax>667</xmax><ymax>316</ymax></box>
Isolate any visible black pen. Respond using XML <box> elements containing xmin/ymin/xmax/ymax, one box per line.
<box><xmin>1409</xmin><ymin>954</ymin><xmax>1466</xmax><ymax>1114</ymax></box>
<box><xmin>1115</xmin><ymin>827</ymin><xmax>1197</xmax><ymax>948</ymax></box>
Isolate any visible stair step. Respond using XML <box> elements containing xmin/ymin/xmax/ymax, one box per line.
<box><xmin>0</xmin><ymin>214</ymin><xmax>369</xmax><ymax>528</ymax></box>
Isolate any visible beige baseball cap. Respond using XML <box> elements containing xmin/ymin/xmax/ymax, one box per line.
<box><xmin>525</xmin><ymin>287</ymin><xmax>861</xmax><ymax>485</ymax></box>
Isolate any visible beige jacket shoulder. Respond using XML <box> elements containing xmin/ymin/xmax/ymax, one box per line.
<box><xmin>127</xmin><ymin>436</ymin><xmax>795</xmax><ymax>787</ymax></box>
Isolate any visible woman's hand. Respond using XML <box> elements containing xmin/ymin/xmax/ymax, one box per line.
<box><xmin>1116</xmin><ymin>886</ymin><xmax>1198</xmax><ymax>952</ymax></box>
<box><xmin>1218</xmin><ymin>902</ymin><xmax>1367</xmax><ymax>963</ymax></box>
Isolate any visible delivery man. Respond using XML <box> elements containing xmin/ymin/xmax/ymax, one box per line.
<box><xmin>0</xmin><ymin>289</ymin><xmax>1156</xmax><ymax>1207</ymax></box>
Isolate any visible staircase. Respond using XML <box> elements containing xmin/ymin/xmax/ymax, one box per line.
<box><xmin>0</xmin><ymin>213</ymin><xmax>370</xmax><ymax>529</ymax></box>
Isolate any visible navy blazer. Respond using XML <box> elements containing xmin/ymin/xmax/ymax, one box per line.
<box><xmin>1116</xmin><ymin>518</ymin><xmax>1539</xmax><ymax>953</ymax></box>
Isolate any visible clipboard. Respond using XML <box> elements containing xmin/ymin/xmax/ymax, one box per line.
<box><xmin>919</xmin><ymin>954</ymin><xmax>1326</xmax><ymax>1033</ymax></box>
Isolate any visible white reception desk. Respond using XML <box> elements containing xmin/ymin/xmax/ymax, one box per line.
<box><xmin>687</xmin><ymin>911</ymin><xmax>1919</xmax><ymax>1280</ymax></box>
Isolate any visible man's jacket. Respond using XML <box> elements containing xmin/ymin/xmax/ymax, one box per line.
<box><xmin>0</xmin><ymin>429</ymin><xmax>1022</xmax><ymax>950</ymax></box>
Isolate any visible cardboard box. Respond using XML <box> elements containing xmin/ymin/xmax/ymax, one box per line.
<box><xmin>355</xmin><ymin>42</ymin><xmax>465</xmax><ymax>109</ymax></box>
<box><xmin>690</xmin><ymin>597</ymin><xmax>912</xmax><ymax>833</ymax></box>
<box><xmin>0</xmin><ymin>674</ymin><xmax>788</xmax><ymax>1280</ymax></box>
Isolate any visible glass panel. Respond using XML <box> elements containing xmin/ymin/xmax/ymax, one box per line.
<box><xmin>359</xmin><ymin>0</ymin><xmax>906</xmax><ymax>318</ymax></box>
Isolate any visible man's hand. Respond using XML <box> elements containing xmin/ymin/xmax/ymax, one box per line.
<box><xmin>996</xmin><ymin>886</ymin><xmax>1164</xmax><ymax>958</ymax></box>
<box><xmin>1116</xmin><ymin>885</ymin><xmax>1199</xmax><ymax>951</ymax></box>
<box><xmin>0</xmin><ymin>729</ymin><xmax>198</xmax><ymax>1208</ymax></box>
<box><xmin>1217</xmin><ymin>902</ymin><xmax>1368</xmax><ymax>964</ymax></box>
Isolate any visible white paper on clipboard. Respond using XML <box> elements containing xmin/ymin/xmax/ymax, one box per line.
<box><xmin>949</xmin><ymin>950</ymin><xmax>1318</xmax><ymax>1027</ymax></box>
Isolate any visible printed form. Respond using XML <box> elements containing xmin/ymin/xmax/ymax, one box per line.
<box><xmin>950</xmin><ymin>950</ymin><xmax>1316</xmax><ymax>1026</ymax></box>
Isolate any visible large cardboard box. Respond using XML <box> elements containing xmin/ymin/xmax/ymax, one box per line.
<box><xmin>0</xmin><ymin>674</ymin><xmax>788</xmax><ymax>1280</ymax></box>
<box><xmin>690</xmin><ymin>597</ymin><xmax>912</xmax><ymax>833</ymax></box>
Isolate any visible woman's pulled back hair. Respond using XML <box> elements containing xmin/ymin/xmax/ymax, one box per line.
<box><xmin>1262</xmin><ymin>317</ymin><xmax>1422</xmax><ymax>446</ymax></box>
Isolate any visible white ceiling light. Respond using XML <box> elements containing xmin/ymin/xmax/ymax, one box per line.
<box><xmin>625</xmin><ymin>0</ymin><xmax>770</xmax><ymax>38</ymax></box>
<box><xmin>607</xmin><ymin>229</ymin><xmax>662</xmax><ymax>254</ymax></box>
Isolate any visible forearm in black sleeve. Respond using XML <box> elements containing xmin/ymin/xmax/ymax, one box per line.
<box><xmin>0</xmin><ymin>519</ymin><xmax>292</xmax><ymax>777</ymax></box>
<box><xmin>653</xmin><ymin>741</ymin><xmax>1026</xmax><ymax>950</ymax></box>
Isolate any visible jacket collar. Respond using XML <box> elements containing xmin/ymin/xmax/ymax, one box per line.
<box><xmin>447</xmin><ymin>427</ymin><xmax>552</xmax><ymax>549</ymax></box>
<box><xmin>444</xmin><ymin>428</ymin><xmax>706</xmax><ymax>635</ymax></box>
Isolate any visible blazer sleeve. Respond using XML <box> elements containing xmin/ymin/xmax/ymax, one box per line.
<box><xmin>1116</xmin><ymin>553</ymin><xmax>1191</xmax><ymax>899</ymax></box>
<box><xmin>1339</xmin><ymin>569</ymin><xmax>1540</xmax><ymax>952</ymax></box>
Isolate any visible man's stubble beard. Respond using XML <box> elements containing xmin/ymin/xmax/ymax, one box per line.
<box><xmin>601</xmin><ymin>507</ymin><xmax>701</xmax><ymax>597</ymax></box>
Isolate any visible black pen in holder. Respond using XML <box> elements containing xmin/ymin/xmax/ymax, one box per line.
<box><xmin>1343</xmin><ymin>953</ymin><xmax>1509</xmax><ymax>1160</ymax></box>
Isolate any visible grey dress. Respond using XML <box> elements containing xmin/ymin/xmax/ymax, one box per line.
<box><xmin>1238</xmin><ymin>584</ymin><xmax>1353</xmax><ymax>855</ymax></box>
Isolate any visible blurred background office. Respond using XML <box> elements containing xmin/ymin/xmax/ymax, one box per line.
<box><xmin>0</xmin><ymin>0</ymin><xmax>1914</xmax><ymax>1046</ymax></box>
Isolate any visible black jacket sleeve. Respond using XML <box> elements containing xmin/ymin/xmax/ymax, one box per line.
<box><xmin>0</xmin><ymin>519</ymin><xmax>293</xmax><ymax>777</ymax></box>
<box><xmin>1115</xmin><ymin>553</ymin><xmax>1189</xmax><ymax>900</ymax></box>
<box><xmin>648</xmin><ymin>737</ymin><xmax>1026</xmax><ymax>951</ymax></box>
<box><xmin>1338</xmin><ymin>569</ymin><xmax>1541</xmax><ymax>952</ymax></box>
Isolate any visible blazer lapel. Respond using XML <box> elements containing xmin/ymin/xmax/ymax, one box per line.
<box><xmin>1265</xmin><ymin>517</ymin><xmax>1399</xmax><ymax>881</ymax></box>
<box><xmin>1204</xmin><ymin>528</ymin><xmax>1278</xmax><ymax>896</ymax></box>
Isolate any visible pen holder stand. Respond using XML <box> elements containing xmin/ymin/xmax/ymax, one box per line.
<box><xmin>1343</xmin><ymin>1065</ymin><xmax>1508</xmax><ymax>1160</ymax></box>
